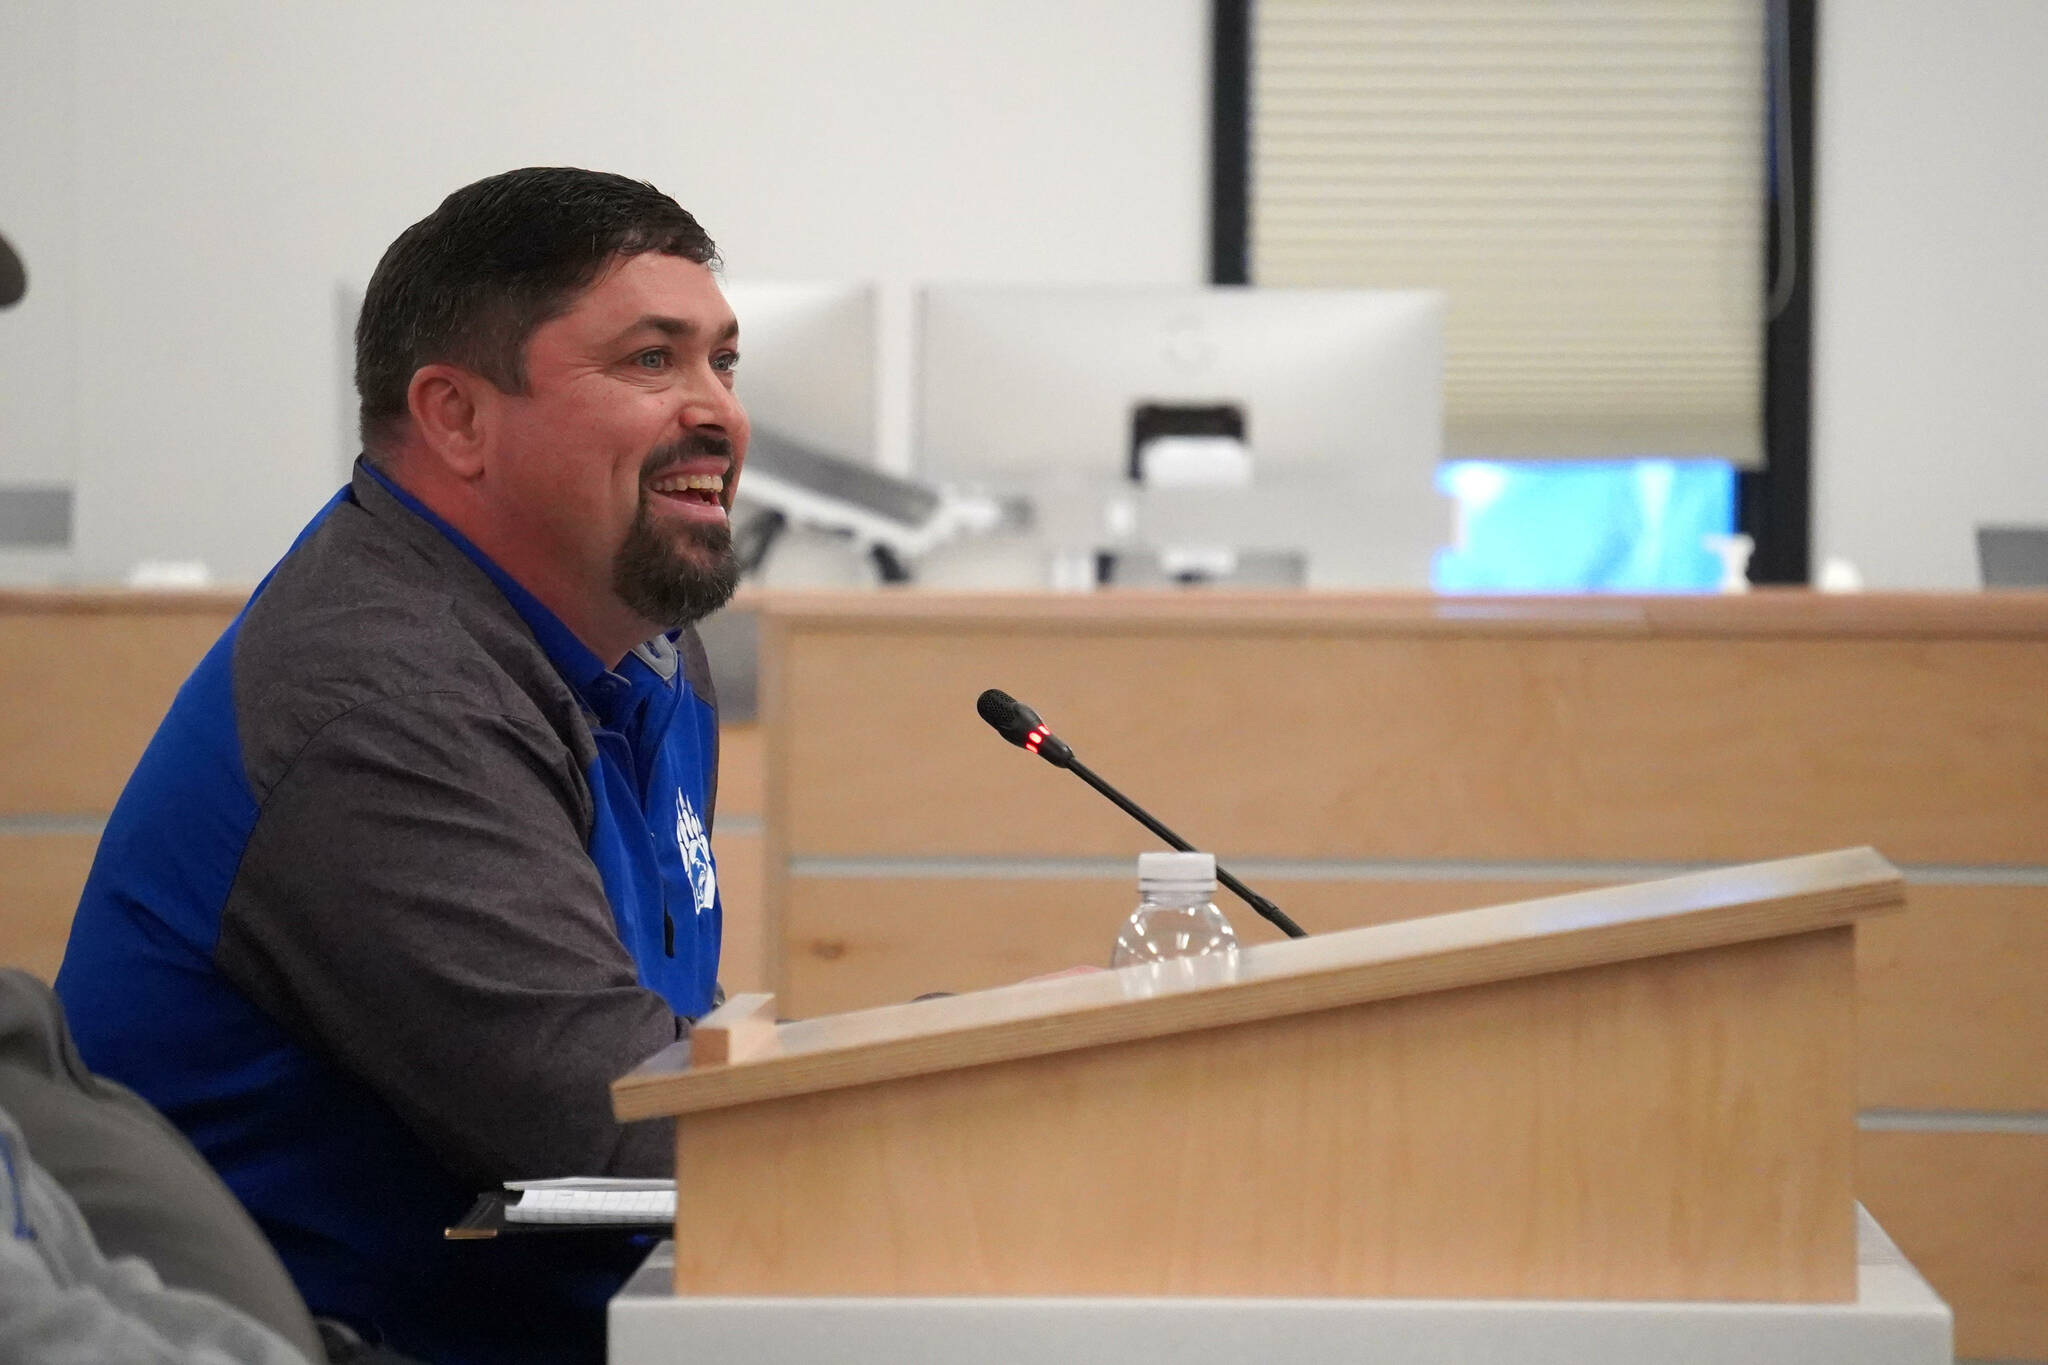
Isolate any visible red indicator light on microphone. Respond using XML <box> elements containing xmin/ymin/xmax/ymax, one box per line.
<box><xmin>1026</xmin><ymin>726</ymin><xmax>1047</xmax><ymax>753</ymax></box>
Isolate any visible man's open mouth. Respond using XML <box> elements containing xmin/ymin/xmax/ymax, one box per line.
<box><xmin>646</xmin><ymin>471</ymin><xmax>727</xmax><ymax>509</ymax></box>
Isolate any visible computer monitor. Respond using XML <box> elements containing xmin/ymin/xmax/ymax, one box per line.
<box><xmin>1978</xmin><ymin>525</ymin><xmax>2048</xmax><ymax>588</ymax></box>
<box><xmin>917</xmin><ymin>286</ymin><xmax>1442</xmax><ymax>479</ymax></box>
<box><xmin>913</xmin><ymin>285</ymin><xmax>1448</xmax><ymax>587</ymax></box>
<box><xmin>720</xmin><ymin>280</ymin><xmax>878</xmax><ymax>459</ymax></box>
<box><xmin>1432</xmin><ymin>459</ymin><xmax>1738</xmax><ymax>593</ymax></box>
<box><xmin>712</xmin><ymin>281</ymin><xmax>1022</xmax><ymax>587</ymax></box>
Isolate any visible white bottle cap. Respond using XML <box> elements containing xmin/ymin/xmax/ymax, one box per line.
<box><xmin>1138</xmin><ymin>851</ymin><xmax>1217</xmax><ymax>890</ymax></box>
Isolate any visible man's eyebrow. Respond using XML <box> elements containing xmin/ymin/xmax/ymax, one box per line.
<box><xmin>608</xmin><ymin>314</ymin><xmax>741</xmax><ymax>346</ymax></box>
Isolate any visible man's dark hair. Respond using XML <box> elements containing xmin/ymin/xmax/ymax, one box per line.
<box><xmin>354</xmin><ymin>167</ymin><xmax>718</xmax><ymax>460</ymax></box>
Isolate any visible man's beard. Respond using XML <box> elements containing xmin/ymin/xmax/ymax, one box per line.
<box><xmin>611</xmin><ymin>448</ymin><xmax>743</xmax><ymax>629</ymax></box>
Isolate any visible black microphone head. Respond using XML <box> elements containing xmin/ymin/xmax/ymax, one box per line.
<box><xmin>975</xmin><ymin>688</ymin><xmax>1074</xmax><ymax>767</ymax></box>
<box><xmin>976</xmin><ymin>688</ymin><xmax>1040</xmax><ymax>745</ymax></box>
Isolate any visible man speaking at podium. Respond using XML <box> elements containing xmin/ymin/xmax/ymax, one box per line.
<box><xmin>56</xmin><ymin>168</ymin><xmax>745</xmax><ymax>1365</ymax></box>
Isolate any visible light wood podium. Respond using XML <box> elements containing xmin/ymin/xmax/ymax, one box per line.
<box><xmin>614</xmin><ymin>848</ymin><xmax>1911</xmax><ymax>1308</ymax></box>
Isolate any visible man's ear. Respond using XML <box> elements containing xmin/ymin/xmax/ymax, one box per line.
<box><xmin>406</xmin><ymin>363</ymin><xmax>496</xmax><ymax>480</ymax></box>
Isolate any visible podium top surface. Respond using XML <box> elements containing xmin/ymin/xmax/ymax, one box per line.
<box><xmin>613</xmin><ymin>848</ymin><xmax>1902</xmax><ymax>1122</ymax></box>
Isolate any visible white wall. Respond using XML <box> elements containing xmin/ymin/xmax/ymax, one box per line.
<box><xmin>15</xmin><ymin>2</ymin><xmax>2042</xmax><ymax>590</ymax></box>
<box><xmin>0</xmin><ymin>6</ymin><xmax>79</xmax><ymax>580</ymax></box>
<box><xmin>1812</xmin><ymin>0</ymin><xmax>2048</xmax><ymax>588</ymax></box>
<box><xmin>0</xmin><ymin>1</ymin><xmax>1206</xmax><ymax>583</ymax></box>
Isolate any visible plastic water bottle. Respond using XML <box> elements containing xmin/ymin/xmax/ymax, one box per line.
<box><xmin>1111</xmin><ymin>851</ymin><xmax>1239</xmax><ymax>973</ymax></box>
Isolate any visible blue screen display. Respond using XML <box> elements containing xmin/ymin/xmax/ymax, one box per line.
<box><xmin>1431</xmin><ymin>459</ymin><xmax>1738</xmax><ymax>593</ymax></box>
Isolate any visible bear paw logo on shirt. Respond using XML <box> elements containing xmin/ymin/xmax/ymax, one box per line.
<box><xmin>674</xmin><ymin>790</ymin><xmax>718</xmax><ymax>915</ymax></box>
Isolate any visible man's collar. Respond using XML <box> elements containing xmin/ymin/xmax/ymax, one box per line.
<box><xmin>354</xmin><ymin>458</ymin><xmax>616</xmax><ymax>699</ymax></box>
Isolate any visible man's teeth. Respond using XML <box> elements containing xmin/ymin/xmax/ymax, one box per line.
<box><xmin>648</xmin><ymin>473</ymin><xmax>724</xmax><ymax>494</ymax></box>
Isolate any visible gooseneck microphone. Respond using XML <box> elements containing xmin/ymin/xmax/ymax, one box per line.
<box><xmin>976</xmin><ymin>689</ymin><xmax>1307</xmax><ymax>939</ymax></box>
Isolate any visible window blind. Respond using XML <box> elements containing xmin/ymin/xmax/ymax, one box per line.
<box><xmin>1251</xmin><ymin>1</ymin><xmax>1766</xmax><ymax>465</ymax></box>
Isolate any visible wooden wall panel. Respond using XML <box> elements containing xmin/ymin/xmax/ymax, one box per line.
<box><xmin>713</xmin><ymin>724</ymin><xmax>763</xmax><ymax>820</ymax></box>
<box><xmin>1859</xmin><ymin>1131</ymin><xmax>2048</xmax><ymax>1361</ymax></box>
<box><xmin>781</xmin><ymin>877</ymin><xmax>1596</xmax><ymax>1017</ymax></box>
<box><xmin>777</xmin><ymin>623</ymin><xmax>2048</xmax><ymax>864</ymax></box>
<box><xmin>0</xmin><ymin>605</ymin><xmax>237</xmax><ymax>815</ymax></box>
<box><xmin>0</xmin><ymin>834</ymin><xmax>99</xmax><ymax>981</ymax></box>
<box><xmin>711</xmin><ymin>723</ymin><xmax>768</xmax><ymax>996</ymax></box>
<box><xmin>1857</xmin><ymin>884</ymin><xmax>2048</xmax><ymax>1111</ymax></box>
<box><xmin>710</xmin><ymin>831</ymin><xmax>767</xmax><ymax>996</ymax></box>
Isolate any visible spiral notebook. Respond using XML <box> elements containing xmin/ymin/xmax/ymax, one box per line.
<box><xmin>445</xmin><ymin>1178</ymin><xmax>675</xmax><ymax>1238</ymax></box>
<box><xmin>505</xmin><ymin>1180</ymin><xmax>676</xmax><ymax>1225</ymax></box>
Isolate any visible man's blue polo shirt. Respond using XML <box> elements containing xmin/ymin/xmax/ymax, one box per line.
<box><xmin>57</xmin><ymin>463</ymin><xmax>723</xmax><ymax>1365</ymax></box>
<box><xmin>360</xmin><ymin>463</ymin><xmax>724</xmax><ymax>1010</ymax></box>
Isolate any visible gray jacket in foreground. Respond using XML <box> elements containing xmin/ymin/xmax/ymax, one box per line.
<box><xmin>0</xmin><ymin>1103</ymin><xmax>313</xmax><ymax>1365</ymax></box>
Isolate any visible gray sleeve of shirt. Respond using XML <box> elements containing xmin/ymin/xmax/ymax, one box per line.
<box><xmin>214</xmin><ymin>691</ymin><xmax>680</xmax><ymax>1184</ymax></box>
<box><xmin>1</xmin><ymin>1119</ymin><xmax>314</xmax><ymax>1365</ymax></box>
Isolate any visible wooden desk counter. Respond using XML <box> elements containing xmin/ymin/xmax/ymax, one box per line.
<box><xmin>0</xmin><ymin>589</ymin><xmax>246</xmax><ymax>979</ymax></box>
<box><xmin>748</xmin><ymin>588</ymin><xmax>2048</xmax><ymax>1359</ymax></box>
<box><xmin>757</xmin><ymin>588</ymin><xmax>2048</xmax><ymax>866</ymax></box>
<box><xmin>756</xmin><ymin>585</ymin><xmax>2048</xmax><ymax>635</ymax></box>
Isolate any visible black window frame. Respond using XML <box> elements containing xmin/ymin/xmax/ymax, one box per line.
<box><xmin>1210</xmin><ymin>0</ymin><xmax>1816</xmax><ymax>583</ymax></box>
